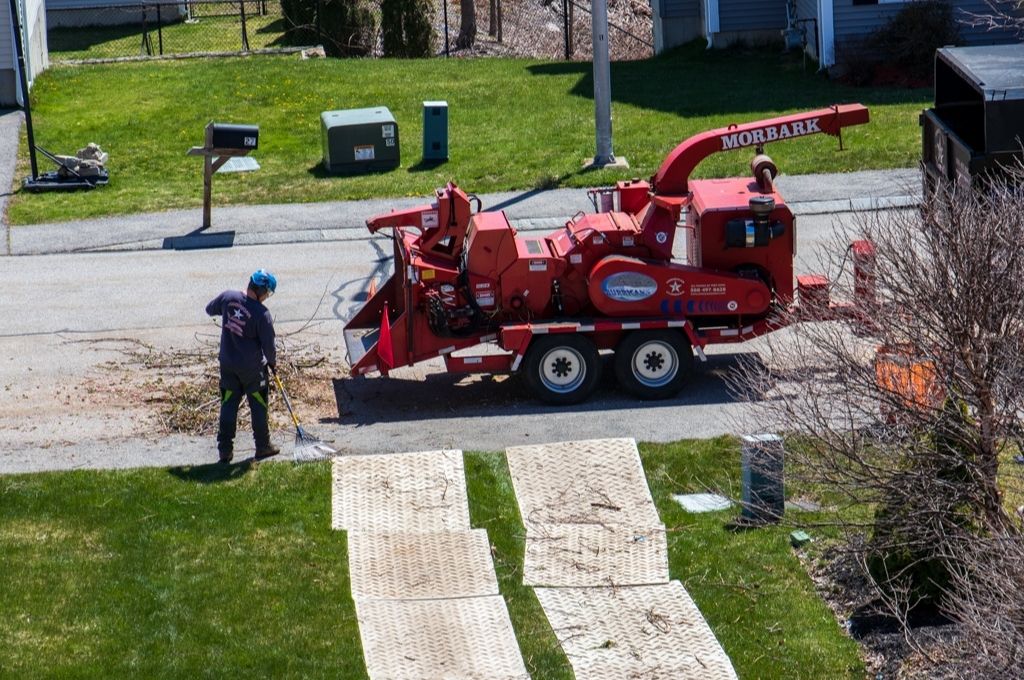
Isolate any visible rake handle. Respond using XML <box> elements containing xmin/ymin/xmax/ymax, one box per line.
<box><xmin>270</xmin><ymin>367</ymin><xmax>303</xmax><ymax>430</ymax></box>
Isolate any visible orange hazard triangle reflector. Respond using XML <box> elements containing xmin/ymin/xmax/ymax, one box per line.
<box><xmin>378</xmin><ymin>306</ymin><xmax>394</xmax><ymax>371</ymax></box>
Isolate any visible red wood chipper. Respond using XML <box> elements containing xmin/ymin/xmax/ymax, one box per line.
<box><xmin>344</xmin><ymin>105</ymin><xmax>877</xmax><ymax>404</ymax></box>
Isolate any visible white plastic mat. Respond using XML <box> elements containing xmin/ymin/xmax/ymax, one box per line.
<box><xmin>331</xmin><ymin>449</ymin><xmax>470</xmax><ymax>532</ymax></box>
<box><xmin>356</xmin><ymin>596</ymin><xmax>530</xmax><ymax>680</ymax></box>
<box><xmin>336</xmin><ymin>449</ymin><xmax>530</xmax><ymax>679</ymax></box>
<box><xmin>348</xmin><ymin>529</ymin><xmax>499</xmax><ymax>600</ymax></box>
<box><xmin>505</xmin><ymin>438</ymin><xmax>662</xmax><ymax>529</ymax></box>
<box><xmin>535</xmin><ymin>581</ymin><xmax>738</xmax><ymax>680</ymax></box>
<box><xmin>523</xmin><ymin>523</ymin><xmax>669</xmax><ymax>587</ymax></box>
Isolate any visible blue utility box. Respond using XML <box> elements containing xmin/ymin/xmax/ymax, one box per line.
<box><xmin>422</xmin><ymin>100</ymin><xmax>448</xmax><ymax>162</ymax></box>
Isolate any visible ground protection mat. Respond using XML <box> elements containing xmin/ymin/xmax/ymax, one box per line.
<box><xmin>336</xmin><ymin>450</ymin><xmax>530</xmax><ymax>679</ymax></box>
<box><xmin>522</xmin><ymin>523</ymin><xmax>668</xmax><ymax>587</ymax></box>
<box><xmin>356</xmin><ymin>595</ymin><xmax>530</xmax><ymax>680</ymax></box>
<box><xmin>506</xmin><ymin>438</ymin><xmax>669</xmax><ymax>586</ymax></box>
<box><xmin>348</xmin><ymin>529</ymin><xmax>499</xmax><ymax>600</ymax></box>
<box><xmin>505</xmin><ymin>438</ymin><xmax>663</xmax><ymax>529</ymax></box>
<box><xmin>331</xmin><ymin>449</ymin><xmax>471</xmax><ymax>532</ymax></box>
<box><xmin>535</xmin><ymin>581</ymin><xmax>738</xmax><ymax>680</ymax></box>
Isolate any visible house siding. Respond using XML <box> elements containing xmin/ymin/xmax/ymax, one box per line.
<box><xmin>661</xmin><ymin>0</ymin><xmax>700</xmax><ymax>19</ymax></box>
<box><xmin>792</xmin><ymin>0</ymin><xmax>819</xmax><ymax>58</ymax></box>
<box><xmin>1</xmin><ymin>0</ymin><xmax>46</xmax><ymax>105</ymax></box>
<box><xmin>719</xmin><ymin>0</ymin><xmax>787</xmax><ymax>32</ymax></box>
<box><xmin>832</xmin><ymin>0</ymin><xmax>903</xmax><ymax>49</ymax></box>
<box><xmin>0</xmin><ymin>1</ymin><xmax>13</xmax><ymax>67</ymax></box>
<box><xmin>834</xmin><ymin>0</ymin><xmax>1022</xmax><ymax>57</ymax></box>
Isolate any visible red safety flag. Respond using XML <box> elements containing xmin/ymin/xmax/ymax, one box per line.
<box><xmin>378</xmin><ymin>305</ymin><xmax>394</xmax><ymax>372</ymax></box>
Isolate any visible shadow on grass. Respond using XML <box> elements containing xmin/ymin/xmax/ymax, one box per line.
<box><xmin>48</xmin><ymin>24</ymin><xmax>147</xmax><ymax>53</ymax></box>
<box><xmin>168</xmin><ymin>460</ymin><xmax>254</xmax><ymax>484</ymax></box>
<box><xmin>307</xmin><ymin>162</ymin><xmax>397</xmax><ymax>179</ymax></box>
<box><xmin>407</xmin><ymin>158</ymin><xmax>448</xmax><ymax>173</ymax></box>
<box><xmin>254</xmin><ymin>17</ymin><xmax>287</xmax><ymax>34</ymax></box>
<box><xmin>527</xmin><ymin>40</ymin><xmax>930</xmax><ymax>118</ymax></box>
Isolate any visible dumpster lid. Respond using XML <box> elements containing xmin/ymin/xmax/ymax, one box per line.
<box><xmin>937</xmin><ymin>44</ymin><xmax>1024</xmax><ymax>100</ymax></box>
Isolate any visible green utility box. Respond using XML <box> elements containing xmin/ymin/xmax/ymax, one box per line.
<box><xmin>321</xmin><ymin>107</ymin><xmax>400</xmax><ymax>174</ymax></box>
<box><xmin>423</xmin><ymin>100</ymin><xmax>449</xmax><ymax>161</ymax></box>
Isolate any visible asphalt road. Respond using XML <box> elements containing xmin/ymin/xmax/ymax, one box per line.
<box><xmin>0</xmin><ymin>208</ymin><xmax>873</xmax><ymax>473</ymax></box>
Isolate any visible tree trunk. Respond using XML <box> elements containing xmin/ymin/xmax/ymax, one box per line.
<box><xmin>457</xmin><ymin>0</ymin><xmax>475</xmax><ymax>48</ymax></box>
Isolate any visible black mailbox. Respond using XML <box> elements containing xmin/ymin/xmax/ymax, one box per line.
<box><xmin>208</xmin><ymin>123</ymin><xmax>259</xmax><ymax>151</ymax></box>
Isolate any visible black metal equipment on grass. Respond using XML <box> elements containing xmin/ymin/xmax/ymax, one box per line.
<box><xmin>22</xmin><ymin>145</ymin><xmax>110</xmax><ymax>193</ymax></box>
<box><xmin>9</xmin><ymin>0</ymin><xmax>109</xmax><ymax>193</ymax></box>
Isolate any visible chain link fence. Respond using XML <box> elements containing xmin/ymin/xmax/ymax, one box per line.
<box><xmin>46</xmin><ymin>0</ymin><xmax>653</xmax><ymax>63</ymax></box>
<box><xmin>48</xmin><ymin>0</ymin><xmax>297</xmax><ymax>62</ymax></box>
<box><xmin>429</xmin><ymin>0</ymin><xmax>653</xmax><ymax>61</ymax></box>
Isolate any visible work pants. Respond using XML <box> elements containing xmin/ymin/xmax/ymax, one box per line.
<box><xmin>217</xmin><ymin>366</ymin><xmax>271</xmax><ymax>451</ymax></box>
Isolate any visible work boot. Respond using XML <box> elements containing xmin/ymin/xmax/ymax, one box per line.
<box><xmin>254</xmin><ymin>443</ymin><xmax>281</xmax><ymax>461</ymax></box>
<box><xmin>218</xmin><ymin>445</ymin><xmax>233</xmax><ymax>464</ymax></box>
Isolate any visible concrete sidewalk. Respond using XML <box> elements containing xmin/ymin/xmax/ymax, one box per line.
<box><xmin>4</xmin><ymin>166</ymin><xmax>922</xmax><ymax>256</ymax></box>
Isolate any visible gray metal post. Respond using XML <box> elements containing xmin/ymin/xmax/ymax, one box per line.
<box><xmin>591</xmin><ymin>0</ymin><xmax>613</xmax><ymax>164</ymax></box>
<box><xmin>586</xmin><ymin>0</ymin><xmax>625</xmax><ymax>168</ymax></box>
<box><xmin>563</xmin><ymin>0</ymin><xmax>570</xmax><ymax>60</ymax></box>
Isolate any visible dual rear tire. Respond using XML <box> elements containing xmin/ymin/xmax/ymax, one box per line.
<box><xmin>521</xmin><ymin>330</ymin><xmax>693</xmax><ymax>404</ymax></box>
<box><xmin>613</xmin><ymin>330</ymin><xmax>693</xmax><ymax>400</ymax></box>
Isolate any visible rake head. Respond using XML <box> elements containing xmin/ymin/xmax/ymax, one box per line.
<box><xmin>292</xmin><ymin>425</ymin><xmax>338</xmax><ymax>463</ymax></box>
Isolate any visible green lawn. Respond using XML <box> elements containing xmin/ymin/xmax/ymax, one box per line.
<box><xmin>48</xmin><ymin>5</ymin><xmax>287</xmax><ymax>60</ymax></box>
<box><xmin>9</xmin><ymin>42</ymin><xmax>929</xmax><ymax>224</ymax></box>
<box><xmin>0</xmin><ymin>438</ymin><xmax>864</xmax><ymax>678</ymax></box>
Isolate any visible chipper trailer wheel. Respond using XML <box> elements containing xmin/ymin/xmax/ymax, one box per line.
<box><xmin>614</xmin><ymin>330</ymin><xmax>693</xmax><ymax>400</ymax></box>
<box><xmin>522</xmin><ymin>334</ymin><xmax>602</xmax><ymax>405</ymax></box>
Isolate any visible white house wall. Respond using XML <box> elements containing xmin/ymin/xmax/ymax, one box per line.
<box><xmin>0</xmin><ymin>0</ymin><xmax>47</xmax><ymax>105</ymax></box>
<box><xmin>25</xmin><ymin>0</ymin><xmax>47</xmax><ymax>78</ymax></box>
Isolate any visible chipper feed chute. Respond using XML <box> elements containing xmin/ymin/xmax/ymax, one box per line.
<box><xmin>343</xmin><ymin>268</ymin><xmax>404</xmax><ymax>376</ymax></box>
<box><xmin>343</xmin><ymin>183</ymin><xmax>481</xmax><ymax>377</ymax></box>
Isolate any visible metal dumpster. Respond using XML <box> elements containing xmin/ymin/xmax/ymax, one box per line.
<box><xmin>921</xmin><ymin>44</ymin><xmax>1024</xmax><ymax>195</ymax></box>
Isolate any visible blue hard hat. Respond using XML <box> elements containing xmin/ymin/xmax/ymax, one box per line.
<box><xmin>250</xmin><ymin>269</ymin><xmax>277</xmax><ymax>293</ymax></box>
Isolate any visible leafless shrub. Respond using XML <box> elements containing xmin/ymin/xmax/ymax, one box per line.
<box><xmin>730</xmin><ymin>176</ymin><xmax>1024</xmax><ymax>666</ymax></box>
<box><xmin>959</xmin><ymin>0</ymin><xmax>1024</xmax><ymax>37</ymax></box>
<box><xmin>943</xmin><ymin>532</ymin><xmax>1024</xmax><ymax>676</ymax></box>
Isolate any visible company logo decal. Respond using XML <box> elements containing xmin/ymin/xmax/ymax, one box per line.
<box><xmin>602</xmin><ymin>272</ymin><xmax>658</xmax><ymax>302</ymax></box>
<box><xmin>722</xmin><ymin>118</ymin><xmax>821</xmax><ymax>150</ymax></box>
<box><xmin>666</xmin><ymin>278</ymin><xmax>685</xmax><ymax>296</ymax></box>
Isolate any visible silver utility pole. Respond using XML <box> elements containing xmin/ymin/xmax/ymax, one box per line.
<box><xmin>587</xmin><ymin>0</ymin><xmax>627</xmax><ymax>169</ymax></box>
